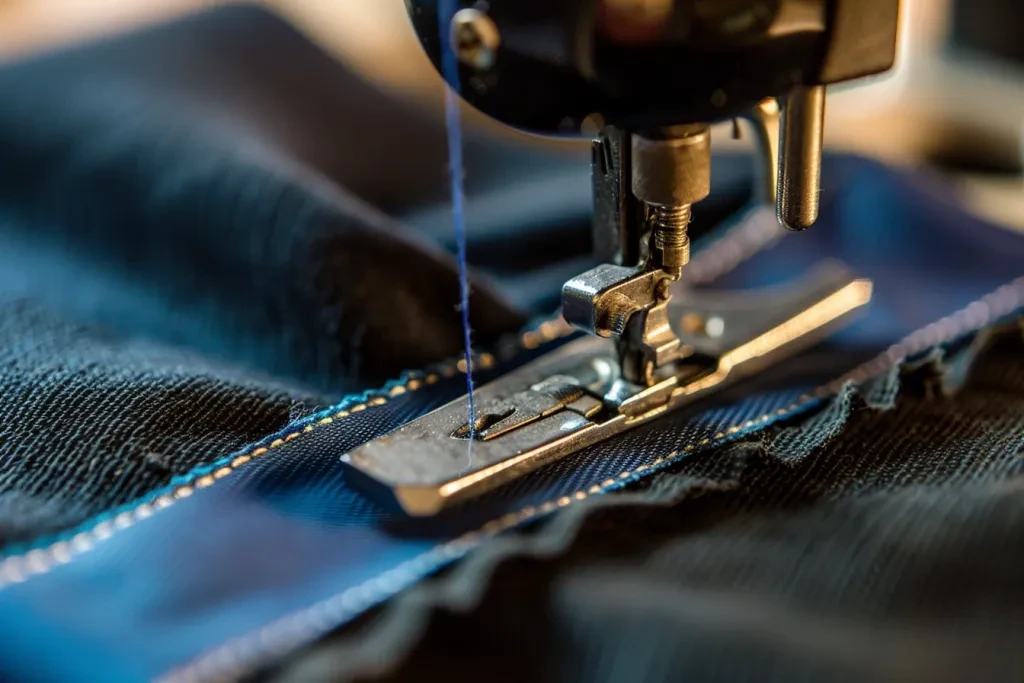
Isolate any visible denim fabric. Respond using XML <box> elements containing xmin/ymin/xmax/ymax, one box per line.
<box><xmin>0</xmin><ymin>247</ymin><xmax>1022</xmax><ymax>683</ymax></box>
<box><xmin>2</xmin><ymin>304</ymin><xmax>1021</xmax><ymax>683</ymax></box>
<box><xmin>0</xmin><ymin>4</ymin><xmax>825</xmax><ymax>549</ymax></box>
<box><xmin>0</xmin><ymin>5</ymin><xmax>552</xmax><ymax>548</ymax></box>
<box><xmin>0</xmin><ymin>7</ymin><xmax>1023</xmax><ymax>683</ymax></box>
<box><xmin>0</xmin><ymin>302</ymin><xmax>332</xmax><ymax>545</ymax></box>
<box><xmin>289</xmin><ymin>326</ymin><xmax>1024</xmax><ymax>683</ymax></box>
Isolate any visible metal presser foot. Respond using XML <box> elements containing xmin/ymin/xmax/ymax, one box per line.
<box><xmin>341</xmin><ymin>98</ymin><xmax>872</xmax><ymax>517</ymax></box>
<box><xmin>341</xmin><ymin>0</ymin><xmax>902</xmax><ymax>515</ymax></box>
<box><xmin>342</xmin><ymin>263</ymin><xmax>872</xmax><ymax>516</ymax></box>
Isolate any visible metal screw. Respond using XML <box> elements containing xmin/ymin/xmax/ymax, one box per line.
<box><xmin>650</xmin><ymin>205</ymin><xmax>692</xmax><ymax>279</ymax></box>
<box><xmin>451</xmin><ymin>8</ymin><xmax>501</xmax><ymax>71</ymax></box>
<box><xmin>631</xmin><ymin>125</ymin><xmax>709</xmax><ymax>281</ymax></box>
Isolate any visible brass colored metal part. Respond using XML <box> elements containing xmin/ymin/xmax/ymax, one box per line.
<box><xmin>650</xmin><ymin>205</ymin><xmax>692</xmax><ymax>278</ymax></box>
<box><xmin>451</xmin><ymin>8</ymin><xmax>501</xmax><ymax>71</ymax></box>
<box><xmin>778</xmin><ymin>85</ymin><xmax>826</xmax><ymax>231</ymax></box>
<box><xmin>745</xmin><ymin>97</ymin><xmax>782</xmax><ymax>206</ymax></box>
<box><xmin>631</xmin><ymin>125</ymin><xmax>710</xmax><ymax>279</ymax></box>
<box><xmin>631</xmin><ymin>125</ymin><xmax>711</xmax><ymax>206</ymax></box>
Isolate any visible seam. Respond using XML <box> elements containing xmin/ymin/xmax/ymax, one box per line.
<box><xmin>0</xmin><ymin>213</ymin><xmax>774</xmax><ymax>585</ymax></box>
<box><xmin>0</xmin><ymin>319</ymin><xmax>573</xmax><ymax>585</ymax></box>
<box><xmin>165</xmin><ymin>275</ymin><xmax>1024</xmax><ymax>683</ymax></box>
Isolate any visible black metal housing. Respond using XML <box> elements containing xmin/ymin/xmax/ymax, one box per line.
<box><xmin>407</xmin><ymin>0</ymin><xmax>900</xmax><ymax>135</ymax></box>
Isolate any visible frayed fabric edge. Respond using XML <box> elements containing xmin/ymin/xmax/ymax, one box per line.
<box><xmin>764</xmin><ymin>320</ymin><xmax>1018</xmax><ymax>466</ymax></box>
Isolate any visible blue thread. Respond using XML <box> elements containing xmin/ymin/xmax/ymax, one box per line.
<box><xmin>438</xmin><ymin>0</ymin><xmax>477</xmax><ymax>452</ymax></box>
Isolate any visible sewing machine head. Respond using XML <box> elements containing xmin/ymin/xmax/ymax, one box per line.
<box><xmin>406</xmin><ymin>0</ymin><xmax>900</xmax><ymax>385</ymax></box>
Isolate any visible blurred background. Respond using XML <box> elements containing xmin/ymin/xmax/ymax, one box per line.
<box><xmin>1</xmin><ymin>0</ymin><xmax>1020</xmax><ymax>227</ymax></box>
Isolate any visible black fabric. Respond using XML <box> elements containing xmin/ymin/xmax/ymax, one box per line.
<box><xmin>269</xmin><ymin>323</ymin><xmax>1024</xmax><ymax>683</ymax></box>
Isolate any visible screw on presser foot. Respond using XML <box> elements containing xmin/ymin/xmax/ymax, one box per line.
<box><xmin>632</xmin><ymin>124</ymin><xmax>710</xmax><ymax>280</ymax></box>
<box><xmin>562</xmin><ymin>123</ymin><xmax>713</xmax><ymax>386</ymax></box>
<box><xmin>650</xmin><ymin>205</ymin><xmax>692</xmax><ymax>279</ymax></box>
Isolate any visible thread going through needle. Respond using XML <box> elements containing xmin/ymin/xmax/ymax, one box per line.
<box><xmin>439</xmin><ymin>0</ymin><xmax>477</xmax><ymax>456</ymax></box>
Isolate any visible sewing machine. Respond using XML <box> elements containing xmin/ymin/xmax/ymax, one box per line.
<box><xmin>341</xmin><ymin>0</ymin><xmax>901</xmax><ymax>514</ymax></box>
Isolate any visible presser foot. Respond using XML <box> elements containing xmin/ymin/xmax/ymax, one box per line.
<box><xmin>562</xmin><ymin>263</ymin><xmax>684</xmax><ymax>387</ymax></box>
<box><xmin>341</xmin><ymin>263</ymin><xmax>872</xmax><ymax>516</ymax></box>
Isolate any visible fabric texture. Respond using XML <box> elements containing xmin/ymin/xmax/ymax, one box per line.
<box><xmin>0</xmin><ymin>5</ymin><xmax>770</xmax><ymax>549</ymax></box>
<box><xmin>273</xmin><ymin>324</ymin><xmax>1024</xmax><ymax>683</ymax></box>
<box><xmin>0</xmin><ymin>6</ymin><xmax>1023</xmax><ymax>683</ymax></box>
<box><xmin>0</xmin><ymin>5</ymin><xmax>554</xmax><ymax>548</ymax></box>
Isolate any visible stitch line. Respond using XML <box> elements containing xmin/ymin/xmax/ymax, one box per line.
<box><xmin>0</xmin><ymin>214</ymin><xmax>770</xmax><ymax>584</ymax></box>
<box><xmin>164</xmin><ymin>275</ymin><xmax>1024</xmax><ymax>683</ymax></box>
<box><xmin>163</xmin><ymin>417</ymin><xmax>808</xmax><ymax>683</ymax></box>
<box><xmin>0</xmin><ymin>321</ymin><xmax>570</xmax><ymax>585</ymax></box>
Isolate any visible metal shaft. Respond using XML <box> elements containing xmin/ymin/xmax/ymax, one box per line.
<box><xmin>745</xmin><ymin>97</ymin><xmax>781</xmax><ymax>207</ymax></box>
<box><xmin>650</xmin><ymin>205</ymin><xmax>692</xmax><ymax>278</ymax></box>
<box><xmin>631</xmin><ymin>125</ymin><xmax>711</xmax><ymax>279</ymax></box>
<box><xmin>778</xmin><ymin>85</ymin><xmax>826</xmax><ymax>231</ymax></box>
